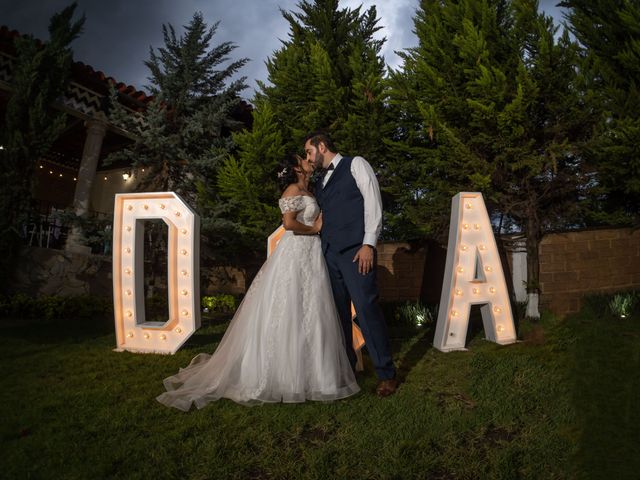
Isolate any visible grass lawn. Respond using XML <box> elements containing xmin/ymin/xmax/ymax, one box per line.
<box><xmin>1</xmin><ymin>301</ymin><xmax>639</xmax><ymax>479</ymax></box>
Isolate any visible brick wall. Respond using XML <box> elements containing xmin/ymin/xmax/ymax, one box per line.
<box><xmin>539</xmin><ymin>228</ymin><xmax>640</xmax><ymax>316</ymax></box>
<box><xmin>376</xmin><ymin>242</ymin><xmax>428</xmax><ymax>302</ymax></box>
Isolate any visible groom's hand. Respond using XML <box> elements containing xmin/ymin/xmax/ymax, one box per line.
<box><xmin>353</xmin><ymin>245</ymin><xmax>375</xmax><ymax>275</ymax></box>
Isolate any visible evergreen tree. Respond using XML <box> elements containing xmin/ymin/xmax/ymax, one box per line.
<box><xmin>107</xmin><ymin>12</ymin><xmax>248</xmax><ymax>260</ymax></box>
<box><xmin>215</xmin><ymin>0</ymin><xmax>393</xmax><ymax>253</ymax></box>
<box><xmin>388</xmin><ymin>0</ymin><xmax>594</xmax><ymax>316</ymax></box>
<box><xmin>0</xmin><ymin>3</ymin><xmax>84</xmax><ymax>292</ymax></box>
<box><xmin>561</xmin><ymin>0</ymin><xmax>640</xmax><ymax>224</ymax></box>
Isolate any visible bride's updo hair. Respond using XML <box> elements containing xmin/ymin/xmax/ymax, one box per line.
<box><xmin>276</xmin><ymin>154</ymin><xmax>303</xmax><ymax>191</ymax></box>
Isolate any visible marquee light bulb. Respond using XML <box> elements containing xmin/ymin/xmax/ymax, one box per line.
<box><xmin>124</xmin><ymin>268</ymin><xmax>132</xmax><ymax>275</ymax></box>
<box><xmin>455</xmin><ymin>289</ymin><xmax>463</xmax><ymax>296</ymax></box>
<box><xmin>463</xmin><ymin>224</ymin><xmax>469</xmax><ymax>230</ymax></box>
<box><xmin>180</xmin><ymin>249</ymin><xmax>188</xmax><ymax>255</ymax></box>
<box><xmin>181</xmin><ymin>228</ymin><xmax>187</xmax><ymax>235</ymax></box>
<box><xmin>160</xmin><ymin>204</ymin><xmax>166</xmax><ymax>209</ymax></box>
<box><xmin>451</xmin><ymin>310</ymin><xmax>458</xmax><ymax>317</ymax></box>
<box><xmin>126</xmin><ymin>310</ymin><xmax>133</xmax><ymax>317</ymax></box>
<box><xmin>472</xmin><ymin>288</ymin><xmax>480</xmax><ymax>294</ymax></box>
<box><xmin>143</xmin><ymin>333</ymin><xmax>150</xmax><ymax>339</ymax></box>
<box><xmin>465</xmin><ymin>203</ymin><xmax>472</xmax><ymax>209</ymax></box>
<box><xmin>175</xmin><ymin>211</ymin><xmax>181</xmax><ymax>217</ymax></box>
<box><xmin>126</xmin><ymin>226</ymin><xmax>132</xmax><ymax>232</ymax></box>
<box><xmin>143</xmin><ymin>204</ymin><xmax>149</xmax><ymax>210</ymax></box>
<box><xmin>180</xmin><ymin>270</ymin><xmax>188</xmax><ymax>276</ymax></box>
<box><xmin>461</xmin><ymin>245</ymin><xmax>468</xmax><ymax>251</ymax></box>
<box><xmin>181</xmin><ymin>310</ymin><xmax>189</xmax><ymax>316</ymax></box>
<box><xmin>127</xmin><ymin>205</ymin><xmax>133</xmax><ymax>211</ymax></box>
<box><xmin>125</xmin><ymin>289</ymin><xmax>132</xmax><ymax>296</ymax></box>
<box><xmin>474</xmin><ymin>224</ymin><xmax>480</xmax><ymax>230</ymax></box>
<box><xmin>489</xmin><ymin>286</ymin><xmax>496</xmax><ymax>293</ymax></box>
<box><xmin>457</xmin><ymin>266</ymin><xmax>464</xmax><ymax>273</ymax></box>
<box><xmin>497</xmin><ymin>325</ymin><xmax>505</xmax><ymax>332</ymax></box>
<box><xmin>181</xmin><ymin>289</ymin><xmax>188</xmax><ymax>296</ymax></box>
<box><xmin>160</xmin><ymin>334</ymin><xmax>166</xmax><ymax>340</ymax></box>
<box><xmin>494</xmin><ymin>306</ymin><xmax>501</xmax><ymax>313</ymax></box>
<box><xmin>124</xmin><ymin>247</ymin><xmax>131</xmax><ymax>254</ymax></box>
<box><xmin>126</xmin><ymin>332</ymin><xmax>134</xmax><ymax>338</ymax></box>
<box><xmin>485</xmin><ymin>266</ymin><xmax>492</xmax><ymax>272</ymax></box>
<box><xmin>479</xmin><ymin>244</ymin><xmax>486</xmax><ymax>250</ymax></box>
<box><xmin>175</xmin><ymin>327</ymin><xmax>182</xmax><ymax>334</ymax></box>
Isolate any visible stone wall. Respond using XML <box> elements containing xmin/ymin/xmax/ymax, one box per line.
<box><xmin>539</xmin><ymin>227</ymin><xmax>640</xmax><ymax>316</ymax></box>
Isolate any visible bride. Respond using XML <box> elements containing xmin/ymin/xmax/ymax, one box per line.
<box><xmin>157</xmin><ymin>154</ymin><xmax>360</xmax><ymax>410</ymax></box>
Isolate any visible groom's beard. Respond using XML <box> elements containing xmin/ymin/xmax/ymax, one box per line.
<box><xmin>315</xmin><ymin>152</ymin><xmax>325</xmax><ymax>170</ymax></box>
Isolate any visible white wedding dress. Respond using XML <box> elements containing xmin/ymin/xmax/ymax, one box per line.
<box><xmin>157</xmin><ymin>195</ymin><xmax>360</xmax><ymax>410</ymax></box>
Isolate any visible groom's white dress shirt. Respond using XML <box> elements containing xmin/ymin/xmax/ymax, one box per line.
<box><xmin>322</xmin><ymin>153</ymin><xmax>383</xmax><ymax>248</ymax></box>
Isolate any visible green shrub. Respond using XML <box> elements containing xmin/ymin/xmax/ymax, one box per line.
<box><xmin>609</xmin><ymin>292</ymin><xmax>637</xmax><ymax>319</ymax></box>
<box><xmin>396</xmin><ymin>301</ymin><xmax>437</xmax><ymax>327</ymax></box>
<box><xmin>0</xmin><ymin>294</ymin><xmax>112</xmax><ymax>320</ymax></box>
<box><xmin>201</xmin><ymin>294</ymin><xmax>237</xmax><ymax>313</ymax></box>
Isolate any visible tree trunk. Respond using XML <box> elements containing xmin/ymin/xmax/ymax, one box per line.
<box><xmin>525</xmin><ymin>211</ymin><xmax>541</xmax><ymax>319</ymax></box>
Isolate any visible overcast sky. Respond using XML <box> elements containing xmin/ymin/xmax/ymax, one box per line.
<box><xmin>1</xmin><ymin>0</ymin><xmax>566</xmax><ymax>100</ymax></box>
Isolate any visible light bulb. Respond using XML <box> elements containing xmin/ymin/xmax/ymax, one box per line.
<box><xmin>181</xmin><ymin>310</ymin><xmax>189</xmax><ymax>316</ymax></box>
<box><xmin>451</xmin><ymin>310</ymin><xmax>458</xmax><ymax>317</ymax></box>
<box><xmin>124</xmin><ymin>247</ymin><xmax>131</xmax><ymax>254</ymax></box>
<box><xmin>126</xmin><ymin>226</ymin><xmax>132</xmax><ymax>232</ymax></box>
<box><xmin>465</xmin><ymin>203</ymin><xmax>472</xmax><ymax>209</ymax></box>
<box><xmin>49</xmin><ymin>170</ymin><xmax>53</xmax><ymax>174</ymax></box>
<box><xmin>180</xmin><ymin>270</ymin><xmax>188</xmax><ymax>276</ymax></box>
<box><xmin>126</xmin><ymin>310</ymin><xmax>133</xmax><ymax>317</ymax></box>
<box><xmin>463</xmin><ymin>224</ymin><xmax>469</xmax><ymax>230</ymax></box>
<box><xmin>124</xmin><ymin>268</ymin><xmax>132</xmax><ymax>275</ymax></box>
<box><xmin>73</xmin><ymin>177</ymin><xmax>77</xmax><ymax>181</ymax></box>
<box><xmin>181</xmin><ymin>228</ymin><xmax>187</xmax><ymax>235</ymax></box>
<box><xmin>181</xmin><ymin>289</ymin><xmax>188</xmax><ymax>296</ymax></box>
<box><xmin>457</xmin><ymin>266</ymin><xmax>464</xmax><ymax>273</ymax></box>
<box><xmin>175</xmin><ymin>327</ymin><xmax>182</xmax><ymax>334</ymax></box>
<box><xmin>473</xmin><ymin>288</ymin><xmax>479</xmax><ymax>294</ymax></box>
<box><xmin>461</xmin><ymin>245</ymin><xmax>468</xmax><ymax>251</ymax></box>
<box><xmin>125</xmin><ymin>289</ymin><xmax>132</xmax><ymax>296</ymax></box>
<box><xmin>180</xmin><ymin>249</ymin><xmax>188</xmax><ymax>255</ymax></box>
<box><xmin>122</xmin><ymin>173</ymin><xmax>130</xmax><ymax>180</ymax></box>
<box><xmin>497</xmin><ymin>325</ymin><xmax>504</xmax><ymax>332</ymax></box>
<box><xmin>143</xmin><ymin>204</ymin><xmax>149</xmax><ymax>210</ymax></box>
<box><xmin>479</xmin><ymin>244</ymin><xmax>486</xmax><ymax>250</ymax></box>
<box><xmin>59</xmin><ymin>173</ymin><xmax>63</xmax><ymax>177</ymax></box>
<box><xmin>174</xmin><ymin>211</ymin><xmax>181</xmax><ymax>217</ymax></box>
<box><xmin>489</xmin><ymin>287</ymin><xmax>496</xmax><ymax>294</ymax></box>
<box><xmin>485</xmin><ymin>266</ymin><xmax>492</xmax><ymax>272</ymax></box>
<box><xmin>160</xmin><ymin>334</ymin><xmax>166</xmax><ymax>340</ymax></box>
<box><xmin>127</xmin><ymin>205</ymin><xmax>133</xmax><ymax>211</ymax></box>
<box><xmin>474</xmin><ymin>224</ymin><xmax>480</xmax><ymax>230</ymax></box>
<box><xmin>104</xmin><ymin>176</ymin><xmax>107</xmax><ymax>180</ymax></box>
<box><xmin>494</xmin><ymin>306</ymin><xmax>501</xmax><ymax>313</ymax></box>
<box><xmin>126</xmin><ymin>332</ymin><xmax>134</xmax><ymax>338</ymax></box>
<box><xmin>143</xmin><ymin>333</ymin><xmax>150</xmax><ymax>339</ymax></box>
<box><xmin>160</xmin><ymin>204</ymin><xmax>166</xmax><ymax>209</ymax></box>
<box><xmin>39</xmin><ymin>165</ymin><xmax>43</xmax><ymax>169</ymax></box>
<box><xmin>455</xmin><ymin>289</ymin><xmax>463</xmax><ymax>296</ymax></box>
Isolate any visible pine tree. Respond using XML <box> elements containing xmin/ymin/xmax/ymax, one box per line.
<box><xmin>388</xmin><ymin>0</ymin><xmax>595</xmax><ymax>317</ymax></box>
<box><xmin>561</xmin><ymin>0</ymin><xmax>640</xmax><ymax>224</ymax></box>
<box><xmin>0</xmin><ymin>2</ymin><xmax>84</xmax><ymax>292</ymax></box>
<box><xmin>214</xmin><ymin>0</ymin><xmax>393</xmax><ymax>254</ymax></box>
<box><xmin>107</xmin><ymin>12</ymin><xmax>248</xmax><ymax>261</ymax></box>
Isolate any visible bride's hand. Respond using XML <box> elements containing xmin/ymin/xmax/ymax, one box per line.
<box><xmin>313</xmin><ymin>212</ymin><xmax>323</xmax><ymax>234</ymax></box>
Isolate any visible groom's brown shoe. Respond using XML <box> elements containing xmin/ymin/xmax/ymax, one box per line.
<box><xmin>376</xmin><ymin>378</ymin><xmax>398</xmax><ymax>397</ymax></box>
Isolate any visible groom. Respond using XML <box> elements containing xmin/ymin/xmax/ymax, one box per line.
<box><xmin>305</xmin><ymin>131</ymin><xmax>397</xmax><ymax>397</ymax></box>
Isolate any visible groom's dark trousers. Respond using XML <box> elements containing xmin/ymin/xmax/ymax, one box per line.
<box><xmin>315</xmin><ymin>156</ymin><xmax>396</xmax><ymax>380</ymax></box>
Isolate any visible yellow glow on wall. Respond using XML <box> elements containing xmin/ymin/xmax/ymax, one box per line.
<box><xmin>267</xmin><ymin>226</ymin><xmax>365</xmax><ymax>361</ymax></box>
<box><xmin>112</xmin><ymin>192</ymin><xmax>201</xmax><ymax>354</ymax></box>
<box><xmin>433</xmin><ymin>192</ymin><xmax>516</xmax><ymax>352</ymax></box>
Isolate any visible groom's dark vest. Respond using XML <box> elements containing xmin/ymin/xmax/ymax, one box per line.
<box><xmin>315</xmin><ymin>156</ymin><xmax>365</xmax><ymax>252</ymax></box>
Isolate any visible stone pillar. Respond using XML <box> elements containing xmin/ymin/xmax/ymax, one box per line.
<box><xmin>65</xmin><ymin>119</ymin><xmax>107</xmax><ymax>254</ymax></box>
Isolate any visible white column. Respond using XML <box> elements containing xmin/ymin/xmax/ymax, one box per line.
<box><xmin>66</xmin><ymin>119</ymin><xmax>107</xmax><ymax>254</ymax></box>
<box><xmin>511</xmin><ymin>239</ymin><xmax>528</xmax><ymax>303</ymax></box>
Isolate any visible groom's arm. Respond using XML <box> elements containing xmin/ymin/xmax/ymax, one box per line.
<box><xmin>351</xmin><ymin>156</ymin><xmax>382</xmax><ymax>248</ymax></box>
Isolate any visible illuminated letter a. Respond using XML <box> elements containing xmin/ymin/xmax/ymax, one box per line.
<box><xmin>433</xmin><ymin>192</ymin><xmax>516</xmax><ymax>351</ymax></box>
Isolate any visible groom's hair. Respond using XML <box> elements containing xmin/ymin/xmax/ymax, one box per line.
<box><xmin>304</xmin><ymin>130</ymin><xmax>337</xmax><ymax>153</ymax></box>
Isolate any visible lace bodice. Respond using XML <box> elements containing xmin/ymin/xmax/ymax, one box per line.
<box><xmin>278</xmin><ymin>195</ymin><xmax>319</xmax><ymax>226</ymax></box>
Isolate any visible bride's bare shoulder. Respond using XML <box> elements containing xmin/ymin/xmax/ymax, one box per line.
<box><xmin>281</xmin><ymin>184</ymin><xmax>302</xmax><ymax>198</ymax></box>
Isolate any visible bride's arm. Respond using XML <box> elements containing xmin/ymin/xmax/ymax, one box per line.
<box><xmin>282</xmin><ymin>211</ymin><xmax>322</xmax><ymax>235</ymax></box>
